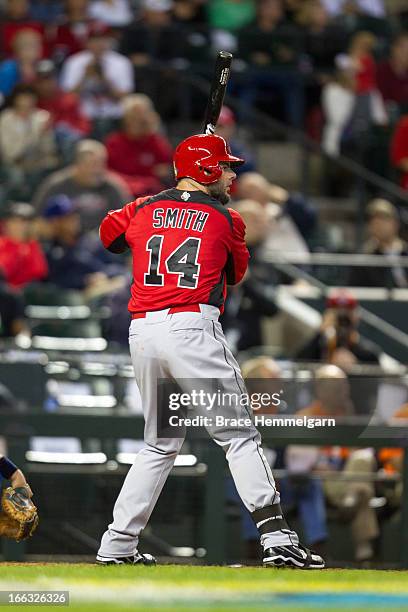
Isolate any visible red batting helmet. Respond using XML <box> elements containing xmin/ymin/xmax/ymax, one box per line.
<box><xmin>174</xmin><ymin>134</ymin><xmax>244</xmax><ymax>185</ymax></box>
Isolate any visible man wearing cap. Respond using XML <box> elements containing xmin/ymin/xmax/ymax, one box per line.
<box><xmin>297</xmin><ymin>289</ymin><xmax>380</xmax><ymax>367</ymax></box>
<box><xmin>0</xmin><ymin>203</ymin><xmax>48</xmax><ymax>290</ymax></box>
<box><xmin>41</xmin><ymin>195</ymin><xmax>123</xmax><ymax>290</ymax></box>
<box><xmin>349</xmin><ymin>199</ymin><xmax>408</xmax><ymax>288</ymax></box>
<box><xmin>120</xmin><ymin>0</ymin><xmax>181</xmax><ymax>69</ymax></box>
<box><xmin>60</xmin><ymin>22</ymin><xmax>134</xmax><ymax>121</ymax></box>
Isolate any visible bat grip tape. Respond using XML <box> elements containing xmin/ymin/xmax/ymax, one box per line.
<box><xmin>251</xmin><ymin>503</ymin><xmax>289</xmax><ymax>535</ymax></box>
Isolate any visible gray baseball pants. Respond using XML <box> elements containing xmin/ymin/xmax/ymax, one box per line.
<box><xmin>98</xmin><ymin>305</ymin><xmax>297</xmax><ymax>558</ymax></box>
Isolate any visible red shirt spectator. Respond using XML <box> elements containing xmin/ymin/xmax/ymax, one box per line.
<box><xmin>46</xmin><ymin>0</ymin><xmax>91</xmax><ymax>62</ymax></box>
<box><xmin>105</xmin><ymin>94</ymin><xmax>173</xmax><ymax>197</ymax></box>
<box><xmin>35</xmin><ymin>60</ymin><xmax>91</xmax><ymax>135</ymax></box>
<box><xmin>391</xmin><ymin>115</ymin><xmax>408</xmax><ymax>190</ymax></box>
<box><xmin>2</xmin><ymin>22</ymin><xmax>45</xmax><ymax>57</ymax></box>
<box><xmin>355</xmin><ymin>54</ymin><xmax>377</xmax><ymax>94</ymax></box>
<box><xmin>0</xmin><ymin>203</ymin><xmax>48</xmax><ymax>289</ymax></box>
<box><xmin>348</xmin><ymin>32</ymin><xmax>378</xmax><ymax>94</ymax></box>
<box><xmin>377</xmin><ymin>33</ymin><xmax>408</xmax><ymax>108</ymax></box>
<box><xmin>0</xmin><ymin>236</ymin><xmax>48</xmax><ymax>288</ymax></box>
<box><xmin>0</xmin><ymin>0</ymin><xmax>45</xmax><ymax>57</ymax></box>
<box><xmin>106</xmin><ymin>133</ymin><xmax>172</xmax><ymax>181</ymax></box>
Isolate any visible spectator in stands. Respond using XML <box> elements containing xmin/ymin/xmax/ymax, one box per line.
<box><xmin>237</xmin><ymin>0</ymin><xmax>304</xmax><ymax>127</ymax></box>
<box><xmin>172</xmin><ymin>1</ymin><xmax>211</xmax><ymax>66</ymax></box>
<box><xmin>321</xmin><ymin>60</ymin><xmax>356</xmax><ymax>156</ymax></box>
<box><xmin>88</xmin><ymin>0</ymin><xmax>132</xmax><ymax>26</ymax></box>
<box><xmin>0</xmin><ymin>29</ymin><xmax>43</xmax><ymax>99</ymax></box>
<box><xmin>0</xmin><ymin>84</ymin><xmax>58</xmax><ymax>200</ymax></box>
<box><xmin>32</xmin><ymin>139</ymin><xmax>131</xmax><ymax>231</ymax></box>
<box><xmin>47</xmin><ymin>0</ymin><xmax>91</xmax><ymax>63</ymax></box>
<box><xmin>297</xmin><ymin>290</ymin><xmax>380</xmax><ymax>366</ymax></box>
<box><xmin>329</xmin><ymin>33</ymin><xmax>387</xmax><ymax>169</ymax></box>
<box><xmin>236</xmin><ymin>172</ymin><xmax>317</xmax><ymax>246</ymax></box>
<box><xmin>390</xmin><ymin>114</ymin><xmax>408</xmax><ymax>190</ymax></box>
<box><xmin>283</xmin><ymin>0</ymin><xmax>303</xmax><ymax>21</ymax></box>
<box><xmin>349</xmin><ymin>199</ymin><xmax>408</xmax><ymax>288</ymax></box>
<box><xmin>0</xmin><ymin>268</ymin><xmax>29</xmax><ymax>338</ymax></box>
<box><xmin>41</xmin><ymin>194</ymin><xmax>115</xmax><ymax>290</ymax></box>
<box><xmin>105</xmin><ymin>94</ymin><xmax>173</xmax><ymax>197</ymax></box>
<box><xmin>295</xmin><ymin>364</ymin><xmax>381</xmax><ymax>562</ymax></box>
<box><xmin>173</xmin><ymin>0</ymin><xmax>208</xmax><ymax>25</ymax></box>
<box><xmin>120</xmin><ymin>0</ymin><xmax>208</xmax><ymax>117</ymax></box>
<box><xmin>347</xmin><ymin>31</ymin><xmax>378</xmax><ymax>95</ymax></box>
<box><xmin>120</xmin><ymin>0</ymin><xmax>183</xmax><ymax>67</ymax></box>
<box><xmin>29</xmin><ymin>0</ymin><xmax>64</xmax><ymax>24</ymax></box>
<box><xmin>377</xmin><ymin>33</ymin><xmax>408</xmax><ymax>112</ymax></box>
<box><xmin>322</xmin><ymin>0</ymin><xmax>385</xmax><ymax>17</ymax></box>
<box><xmin>0</xmin><ymin>202</ymin><xmax>48</xmax><ymax>289</ymax></box>
<box><xmin>60</xmin><ymin>21</ymin><xmax>134</xmax><ymax>124</ymax></box>
<box><xmin>338</xmin><ymin>31</ymin><xmax>387</xmax><ymax>124</ymax></box>
<box><xmin>296</xmin><ymin>0</ymin><xmax>347</xmax><ymax>73</ymax></box>
<box><xmin>377</xmin><ymin>403</ymin><xmax>408</xmax><ymax>510</ymax></box>
<box><xmin>34</xmin><ymin>59</ymin><xmax>91</xmax><ymax>158</ymax></box>
<box><xmin>215</xmin><ymin>106</ymin><xmax>256</xmax><ymax>176</ymax></box>
<box><xmin>221</xmin><ymin>200</ymin><xmax>278</xmax><ymax>352</ymax></box>
<box><xmin>0</xmin><ymin>0</ymin><xmax>45</xmax><ymax>58</ymax></box>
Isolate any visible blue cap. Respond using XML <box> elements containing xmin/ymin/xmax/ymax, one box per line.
<box><xmin>43</xmin><ymin>195</ymin><xmax>76</xmax><ymax>219</ymax></box>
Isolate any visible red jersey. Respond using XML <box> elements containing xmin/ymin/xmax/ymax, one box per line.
<box><xmin>99</xmin><ymin>188</ymin><xmax>249</xmax><ymax>314</ymax></box>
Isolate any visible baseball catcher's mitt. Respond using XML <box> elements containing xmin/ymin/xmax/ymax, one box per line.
<box><xmin>0</xmin><ymin>486</ymin><xmax>39</xmax><ymax>541</ymax></box>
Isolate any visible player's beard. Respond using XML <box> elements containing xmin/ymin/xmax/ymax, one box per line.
<box><xmin>207</xmin><ymin>182</ymin><xmax>230</xmax><ymax>205</ymax></box>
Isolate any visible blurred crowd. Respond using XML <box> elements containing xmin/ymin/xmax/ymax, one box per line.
<box><xmin>233</xmin><ymin>357</ymin><xmax>408</xmax><ymax>564</ymax></box>
<box><xmin>0</xmin><ymin>3</ymin><xmax>407</xmax><ymax>349</ymax></box>
<box><xmin>0</xmin><ymin>0</ymin><xmax>407</xmax><ymax>196</ymax></box>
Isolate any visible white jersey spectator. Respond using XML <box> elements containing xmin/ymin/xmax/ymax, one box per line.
<box><xmin>88</xmin><ymin>0</ymin><xmax>133</xmax><ymax>27</ymax></box>
<box><xmin>322</xmin><ymin>0</ymin><xmax>385</xmax><ymax>17</ymax></box>
<box><xmin>322</xmin><ymin>73</ymin><xmax>356</xmax><ymax>155</ymax></box>
<box><xmin>60</xmin><ymin>22</ymin><xmax>134</xmax><ymax>119</ymax></box>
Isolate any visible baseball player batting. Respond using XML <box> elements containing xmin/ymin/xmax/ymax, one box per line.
<box><xmin>96</xmin><ymin>134</ymin><xmax>325</xmax><ymax>569</ymax></box>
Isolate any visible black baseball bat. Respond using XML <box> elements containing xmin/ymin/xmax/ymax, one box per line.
<box><xmin>202</xmin><ymin>51</ymin><xmax>233</xmax><ymax>135</ymax></box>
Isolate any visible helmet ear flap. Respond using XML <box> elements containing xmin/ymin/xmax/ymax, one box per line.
<box><xmin>200</xmin><ymin>165</ymin><xmax>213</xmax><ymax>177</ymax></box>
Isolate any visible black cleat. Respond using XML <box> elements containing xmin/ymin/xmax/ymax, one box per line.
<box><xmin>263</xmin><ymin>543</ymin><xmax>325</xmax><ymax>569</ymax></box>
<box><xmin>96</xmin><ymin>552</ymin><xmax>157</xmax><ymax>566</ymax></box>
